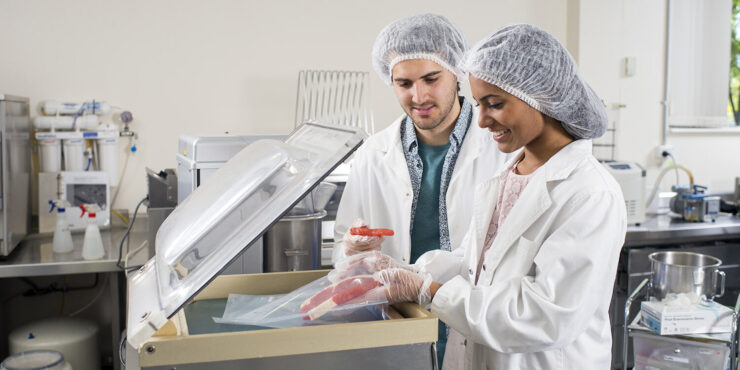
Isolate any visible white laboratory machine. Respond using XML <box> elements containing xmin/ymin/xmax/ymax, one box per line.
<box><xmin>125</xmin><ymin>122</ymin><xmax>438</xmax><ymax>370</ymax></box>
<box><xmin>0</xmin><ymin>95</ymin><xmax>31</xmax><ymax>256</ymax></box>
<box><xmin>604</xmin><ymin>161</ymin><xmax>646</xmax><ymax>225</ymax></box>
<box><xmin>38</xmin><ymin>171</ymin><xmax>110</xmax><ymax>233</ymax></box>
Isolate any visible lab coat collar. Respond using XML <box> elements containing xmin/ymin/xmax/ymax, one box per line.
<box><xmin>472</xmin><ymin>139</ymin><xmax>593</xmax><ymax>278</ymax></box>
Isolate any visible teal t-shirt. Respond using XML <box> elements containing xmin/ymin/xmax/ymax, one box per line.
<box><xmin>410</xmin><ymin>141</ymin><xmax>451</xmax><ymax>263</ymax></box>
<box><xmin>410</xmin><ymin>141</ymin><xmax>451</xmax><ymax>368</ymax></box>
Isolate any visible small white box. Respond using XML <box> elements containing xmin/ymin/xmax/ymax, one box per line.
<box><xmin>640</xmin><ymin>300</ymin><xmax>733</xmax><ymax>335</ymax></box>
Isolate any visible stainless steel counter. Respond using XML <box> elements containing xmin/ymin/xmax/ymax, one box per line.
<box><xmin>625</xmin><ymin>213</ymin><xmax>740</xmax><ymax>247</ymax></box>
<box><xmin>0</xmin><ymin>220</ymin><xmax>150</xmax><ymax>277</ymax></box>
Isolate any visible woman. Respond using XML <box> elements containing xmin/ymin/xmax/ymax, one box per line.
<box><xmin>354</xmin><ymin>24</ymin><xmax>627</xmax><ymax>369</ymax></box>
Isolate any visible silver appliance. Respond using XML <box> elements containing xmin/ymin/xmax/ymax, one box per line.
<box><xmin>176</xmin><ymin>133</ymin><xmax>285</xmax><ymax>204</ymax></box>
<box><xmin>146</xmin><ymin>168</ymin><xmax>177</xmax><ymax>259</ymax></box>
<box><xmin>0</xmin><ymin>95</ymin><xmax>31</xmax><ymax>256</ymax></box>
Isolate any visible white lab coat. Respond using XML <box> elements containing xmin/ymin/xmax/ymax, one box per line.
<box><xmin>418</xmin><ymin>140</ymin><xmax>627</xmax><ymax>370</ymax></box>
<box><xmin>333</xmin><ymin>111</ymin><xmax>510</xmax><ymax>264</ymax></box>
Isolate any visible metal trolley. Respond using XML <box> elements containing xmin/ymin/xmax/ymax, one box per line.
<box><xmin>623</xmin><ymin>278</ymin><xmax>740</xmax><ymax>369</ymax></box>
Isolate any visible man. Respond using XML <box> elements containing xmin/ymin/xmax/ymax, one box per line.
<box><xmin>333</xmin><ymin>14</ymin><xmax>511</xmax><ymax>369</ymax></box>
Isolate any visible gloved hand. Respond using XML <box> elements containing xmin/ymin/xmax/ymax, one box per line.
<box><xmin>342</xmin><ymin>219</ymin><xmax>384</xmax><ymax>256</ymax></box>
<box><xmin>329</xmin><ymin>251</ymin><xmax>414</xmax><ymax>282</ymax></box>
<box><xmin>373</xmin><ymin>268</ymin><xmax>434</xmax><ymax>306</ymax></box>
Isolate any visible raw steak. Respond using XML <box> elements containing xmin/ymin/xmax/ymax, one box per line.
<box><xmin>300</xmin><ymin>275</ymin><xmax>381</xmax><ymax>320</ymax></box>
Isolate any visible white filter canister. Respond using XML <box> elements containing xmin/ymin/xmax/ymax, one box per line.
<box><xmin>33</xmin><ymin>115</ymin><xmax>99</xmax><ymax>131</ymax></box>
<box><xmin>62</xmin><ymin>139</ymin><xmax>85</xmax><ymax>171</ymax></box>
<box><xmin>38</xmin><ymin>139</ymin><xmax>62</xmax><ymax>172</ymax></box>
<box><xmin>9</xmin><ymin>317</ymin><xmax>99</xmax><ymax>370</ymax></box>
<box><xmin>97</xmin><ymin>137</ymin><xmax>119</xmax><ymax>184</ymax></box>
<box><xmin>42</xmin><ymin>101</ymin><xmax>111</xmax><ymax>116</ymax></box>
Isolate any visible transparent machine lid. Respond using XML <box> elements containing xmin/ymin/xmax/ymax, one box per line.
<box><xmin>127</xmin><ymin>122</ymin><xmax>365</xmax><ymax>348</ymax></box>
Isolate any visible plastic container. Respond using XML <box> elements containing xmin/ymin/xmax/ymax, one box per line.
<box><xmin>1</xmin><ymin>350</ymin><xmax>71</xmax><ymax>370</ymax></box>
<box><xmin>96</xmin><ymin>137</ymin><xmax>118</xmax><ymax>184</ymax></box>
<box><xmin>38</xmin><ymin>139</ymin><xmax>62</xmax><ymax>172</ymax></box>
<box><xmin>62</xmin><ymin>139</ymin><xmax>85</xmax><ymax>171</ymax></box>
<box><xmin>51</xmin><ymin>205</ymin><xmax>73</xmax><ymax>254</ymax></box>
<box><xmin>33</xmin><ymin>115</ymin><xmax>99</xmax><ymax>131</ymax></box>
<box><xmin>9</xmin><ymin>317</ymin><xmax>99</xmax><ymax>370</ymax></box>
<box><xmin>632</xmin><ymin>331</ymin><xmax>729</xmax><ymax>370</ymax></box>
<box><xmin>80</xmin><ymin>205</ymin><xmax>103</xmax><ymax>260</ymax></box>
<box><xmin>42</xmin><ymin>101</ymin><xmax>111</xmax><ymax>116</ymax></box>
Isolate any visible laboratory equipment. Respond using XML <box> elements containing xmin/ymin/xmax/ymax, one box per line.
<box><xmin>38</xmin><ymin>139</ymin><xmax>61</xmax><ymax>172</ymax></box>
<box><xmin>670</xmin><ymin>184</ymin><xmax>720</xmax><ymax>222</ymax></box>
<box><xmin>126</xmin><ymin>123</ymin><xmax>437</xmax><ymax>368</ymax></box>
<box><xmin>96</xmin><ymin>135</ymin><xmax>119</xmax><ymax>184</ymax></box>
<box><xmin>175</xmin><ymin>133</ymin><xmax>286</xmax><ymax>204</ymax></box>
<box><xmin>604</xmin><ymin>161</ymin><xmax>646</xmax><ymax>225</ymax></box>
<box><xmin>1</xmin><ymin>350</ymin><xmax>71</xmax><ymax>370</ymax></box>
<box><xmin>146</xmin><ymin>168</ymin><xmax>177</xmax><ymax>260</ymax></box>
<box><xmin>9</xmin><ymin>317</ymin><xmax>99</xmax><ymax>370</ymax></box>
<box><xmin>0</xmin><ymin>94</ymin><xmax>31</xmax><ymax>256</ymax></box>
<box><xmin>33</xmin><ymin>115</ymin><xmax>99</xmax><ymax>131</ymax></box>
<box><xmin>62</xmin><ymin>138</ymin><xmax>85</xmax><ymax>171</ymax></box>
<box><xmin>50</xmin><ymin>201</ymin><xmax>73</xmax><ymax>254</ymax></box>
<box><xmin>80</xmin><ymin>204</ymin><xmax>104</xmax><ymax>260</ymax></box>
<box><xmin>294</xmin><ymin>70</ymin><xmax>375</xmax><ymax>134</ymax></box>
<box><xmin>42</xmin><ymin>100</ymin><xmax>111</xmax><ymax>115</ymax></box>
<box><xmin>38</xmin><ymin>171</ymin><xmax>110</xmax><ymax>233</ymax></box>
<box><xmin>648</xmin><ymin>251</ymin><xmax>725</xmax><ymax>301</ymax></box>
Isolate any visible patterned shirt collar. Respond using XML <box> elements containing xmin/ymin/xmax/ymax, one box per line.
<box><xmin>401</xmin><ymin>97</ymin><xmax>472</xmax><ymax>153</ymax></box>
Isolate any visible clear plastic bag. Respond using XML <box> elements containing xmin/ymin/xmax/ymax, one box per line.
<box><xmin>213</xmin><ymin>275</ymin><xmax>388</xmax><ymax>328</ymax></box>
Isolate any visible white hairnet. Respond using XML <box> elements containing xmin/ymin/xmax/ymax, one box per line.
<box><xmin>372</xmin><ymin>13</ymin><xmax>468</xmax><ymax>85</ymax></box>
<box><xmin>463</xmin><ymin>24</ymin><xmax>607</xmax><ymax>139</ymax></box>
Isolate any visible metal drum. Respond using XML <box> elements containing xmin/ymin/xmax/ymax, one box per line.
<box><xmin>649</xmin><ymin>251</ymin><xmax>726</xmax><ymax>300</ymax></box>
<box><xmin>263</xmin><ymin>210</ymin><xmax>326</xmax><ymax>272</ymax></box>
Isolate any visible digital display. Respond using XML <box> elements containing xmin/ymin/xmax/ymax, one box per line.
<box><xmin>608</xmin><ymin>163</ymin><xmax>631</xmax><ymax>170</ymax></box>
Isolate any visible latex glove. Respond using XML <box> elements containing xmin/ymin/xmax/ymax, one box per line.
<box><xmin>342</xmin><ymin>219</ymin><xmax>384</xmax><ymax>256</ymax></box>
<box><xmin>329</xmin><ymin>251</ymin><xmax>414</xmax><ymax>282</ymax></box>
<box><xmin>373</xmin><ymin>268</ymin><xmax>434</xmax><ymax>306</ymax></box>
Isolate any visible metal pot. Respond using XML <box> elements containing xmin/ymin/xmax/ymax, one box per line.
<box><xmin>262</xmin><ymin>210</ymin><xmax>326</xmax><ymax>272</ymax></box>
<box><xmin>648</xmin><ymin>251</ymin><xmax>726</xmax><ymax>300</ymax></box>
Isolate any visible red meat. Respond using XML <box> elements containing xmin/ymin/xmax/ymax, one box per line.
<box><xmin>349</xmin><ymin>227</ymin><xmax>394</xmax><ymax>236</ymax></box>
<box><xmin>300</xmin><ymin>275</ymin><xmax>381</xmax><ymax>320</ymax></box>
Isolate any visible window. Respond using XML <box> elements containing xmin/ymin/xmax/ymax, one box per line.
<box><xmin>667</xmin><ymin>0</ymin><xmax>734</xmax><ymax>128</ymax></box>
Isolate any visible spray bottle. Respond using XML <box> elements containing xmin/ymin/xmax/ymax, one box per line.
<box><xmin>79</xmin><ymin>204</ymin><xmax>104</xmax><ymax>260</ymax></box>
<box><xmin>49</xmin><ymin>200</ymin><xmax>73</xmax><ymax>253</ymax></box>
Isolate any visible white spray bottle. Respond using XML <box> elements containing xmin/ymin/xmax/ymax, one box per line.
<box><xmin>49</xmin><ymin>200</ymin><xmax>73</xmax><ymax>253</ymax></box>
<box><xmin>80</xmin><ymin>204</ymin><xmax>104</xmax><ymax>260</ymax></box>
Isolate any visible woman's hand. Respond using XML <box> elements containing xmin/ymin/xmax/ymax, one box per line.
<box><xmin>342</xmin><ymin>219</ymin><xmax>385</xmax><ymax>255</ymax></box>
<box><xmin>329</xmin><ymin>251</ymin><xmax>412</xmax><ymax>282</ymax></box>
<box><xmin>373</xmin><ymin>268</ymin><xmax>435</xmax><ymax>306</ymax></box>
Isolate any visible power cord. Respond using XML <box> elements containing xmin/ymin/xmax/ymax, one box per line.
<box><xmin>117</xmin><ymin>196</ymin><xmax>149</xmax><ymax>270</ymax></box>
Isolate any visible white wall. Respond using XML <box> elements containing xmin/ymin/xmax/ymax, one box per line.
<box><xmin>577</xmin><ymin>0</ymin><xmax>740</xmax><ymax>193</ymax></box>
<box><xmin>0</xmin><ymin>0</ymin><xmax>567</xmax><ymax>213</ymax></box>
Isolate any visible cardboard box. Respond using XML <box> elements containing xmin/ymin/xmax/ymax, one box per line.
<box><xmin>133</xmin><ymin>270</ymin><xmax>437</xmax><ymax>369</ymax></box>
<box><xmin>640</xmin><ymin>300</ymin><xmax>732</xmax><ymax>335</ymax></box>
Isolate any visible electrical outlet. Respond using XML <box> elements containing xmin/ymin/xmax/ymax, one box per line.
<box><xmin>654</xmin><ymin>144</ymin><xmax>675</xmax><ymax>160</ymax></box>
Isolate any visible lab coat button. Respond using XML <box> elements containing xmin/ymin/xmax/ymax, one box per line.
<box><xmin>464</xmin><ymin>339</ymin><xmax>467</xmax><ymax>346</ymax></box>
<box><xmin>482</xmin><ymin>264</ymin><xmax>487</xmax><ymax>271</ymax></box>
<box><xmin>468</xmin><ymin>268</ymin><xmax>473</xmax><ymax>275</ymax></box>
<box><xmin>405</xmin><ymin>193</ymin><xmax>410</xmax><ymax>197</ymax></box>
